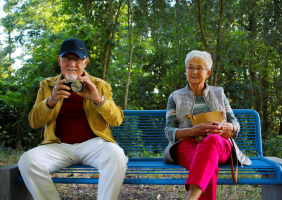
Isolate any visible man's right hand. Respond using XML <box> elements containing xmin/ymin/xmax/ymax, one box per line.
<box><xmin>47</xmin><ymin>79</ymin><xmax>71</xmax><ymax>108</ymax></box>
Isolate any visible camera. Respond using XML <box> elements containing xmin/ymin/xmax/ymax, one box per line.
<box><xmin>63</xmin><ymin>80</ymin><xmax>83</xmax><ymax>92</ymax></box>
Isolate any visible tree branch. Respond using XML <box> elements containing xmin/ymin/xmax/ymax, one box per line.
<box><xmin>181</xmin><ymin>0</ymin><xmax>198</xmax><ymax>33</ymax></box>
<box><xmin>274</xmin><ymin>0</ymin><xmax>282</xmax><ymax>15</ymax></box>
<box><xmin>197</xmin><ymin>0</ymin><xmax>210</xmax><ymax>53</ymax></box>
<box><xmin>213</xmin><ymin>0</ymin><xmax>225</xmax><ymax>86</ymax></box>
<box><xmin>103</xmin><ymin>0</ymin><xmax>123</xmax><ymax>80</ymax></box>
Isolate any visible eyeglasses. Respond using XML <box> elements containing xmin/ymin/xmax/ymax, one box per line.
<box><xmin>62</xmin><ymin>56</ymin><xmax>85</xmax><ymax>64</ymax></box>
<box><xmin>186</xmin><ymin>66</ymin><xmax>207</xmax><ymax>72</ymax></box>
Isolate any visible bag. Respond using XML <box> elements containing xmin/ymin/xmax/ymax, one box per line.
<box><xmin>188</xmin><ymin>111</ymin><xmax>238</xmax><ymax>183</ymax></box>
<box><xmin>189</xmin><ymin>111</ymin><xmax>223</xmax><ymax>143</ymax></box>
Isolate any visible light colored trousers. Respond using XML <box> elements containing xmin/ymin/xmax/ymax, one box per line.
<box><xmin>18</xmin><ymin>137</ymin><xmax>128</xmax><ymax>200</ymax></box>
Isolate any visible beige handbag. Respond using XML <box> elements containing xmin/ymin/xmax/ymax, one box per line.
<box><xmin>187</xmin><ymin>111</ymin><xmax>238</xmax><ymax>183</ymax></box>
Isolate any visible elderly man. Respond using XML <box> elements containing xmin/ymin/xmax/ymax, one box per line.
<box><xmin>18</xmin><ymin>39</ymin><xmax>128</xmax><ymax>200</ymax></box>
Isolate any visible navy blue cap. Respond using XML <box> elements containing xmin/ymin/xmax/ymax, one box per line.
<box><xmin>59</xmin><ymin>39</ymin><xmax>87</xmax><ymax>59</ymax></box>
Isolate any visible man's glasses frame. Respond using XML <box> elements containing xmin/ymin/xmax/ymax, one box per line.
<box><xmin>62</xmin><ymin>56</ymin><xmax>85</xmax><ymax>64</ymax></box>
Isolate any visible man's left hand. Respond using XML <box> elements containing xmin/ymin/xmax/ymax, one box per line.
<box><xmin>76</xmin><ymin>76</ymin><xmax>102</xmax><ymax>104</ymax></box>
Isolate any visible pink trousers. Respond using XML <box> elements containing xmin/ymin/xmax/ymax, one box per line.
<box><xmin>176</xmin><ymin>134</ymin><xmax>231</xmax><ymax>200</ymax></box>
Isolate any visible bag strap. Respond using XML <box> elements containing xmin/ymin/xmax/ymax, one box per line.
<box><xmin>229</xmin><ymin>138</ymin><xmax>238</xmax><ymax>183</ymax></box>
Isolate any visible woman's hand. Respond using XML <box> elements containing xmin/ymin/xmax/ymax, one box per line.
<box><xmin>175</xmin><ymin>123</ymin><xmax>220</xmax><ymax>141</ymax></box>
<box><xmin>207</xmin><ymin>121</ymin><xmax>234</xmax><ymax>139</ymax></box>
<box><xmin>192</xmin><ymin>123</ymin><xmax>220</xmax><ymax>137</ymax></box>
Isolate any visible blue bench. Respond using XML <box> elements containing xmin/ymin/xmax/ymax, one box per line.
<box><xmin>14</xmin><ymin>109</ymin><xmax>282</xmax><ymax>187</ymax></box>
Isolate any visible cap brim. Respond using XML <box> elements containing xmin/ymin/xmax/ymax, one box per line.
<box><xmin>60</xmin><ymin>50</ymin><xmax>86</xmax><ymax>59</ymax></box>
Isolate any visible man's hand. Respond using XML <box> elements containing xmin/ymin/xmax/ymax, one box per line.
<box><xmin>47</xmin><ymin>79</ymin><xmax>71</xmax><ymax>108</ymax></box>
<box><xmin>76</xmin><ymin>76</ymin><xmax>102</xmax><ymax>104</ymax></box>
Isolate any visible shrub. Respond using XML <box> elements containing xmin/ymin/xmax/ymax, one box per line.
<box><xmin>263</xmin><ymin>135</ymin><xmax>282</xmax><ymax>158</ymax></box>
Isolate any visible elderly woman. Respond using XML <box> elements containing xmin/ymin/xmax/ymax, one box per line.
<box><xmin>164</xmin><ymin>50</ymin><xmax>251</xmax><ymax>200</ymax></box>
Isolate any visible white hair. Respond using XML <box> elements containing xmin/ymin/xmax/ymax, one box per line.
<box><xmin>185</xmin><ymin>50</ymin><xmax>213</xmax><ymax>70</ymax></box>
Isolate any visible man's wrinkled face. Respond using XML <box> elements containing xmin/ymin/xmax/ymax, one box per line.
<box><xmin>56</xmin><ymin>53</ymin><xmax>89</xmax><ymax>80</ymax></box>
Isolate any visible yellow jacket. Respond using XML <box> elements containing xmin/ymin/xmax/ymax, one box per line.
<box><xmin>29</xmin><ymin>71</ymin><xmax>124</xmax><ymax>145</ymax></box>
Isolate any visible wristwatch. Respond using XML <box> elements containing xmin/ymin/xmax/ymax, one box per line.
<box><xmin>93</xmin><ymin>95</ymin><xmax>105</xmax><ymax>106</ymax></box>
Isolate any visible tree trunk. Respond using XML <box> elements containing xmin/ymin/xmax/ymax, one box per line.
<box><xmin>246</xmin><ymin>41</ymin><xmax>256</xmax><ymax>110</ymax></box>
<box><xmin>7</xmin><ymin>22</ymin><xmax>13</xmax><ymax>77</ymax></box>
<box><xmin>103</xmin><ymin>0</ymin><xmax>113</xmax><ymax>80</ymax></box>
<box><xmin>175</xmin><ymin>0</ymin><xmax>182</xmax><ymax>58</ymax></box>
<box><xmin>124</xmin><ymin>0</ymin><xmax>133</xmax><ymax>110</ymax></box>
<box><xmin>279</xmin><ymin>66</ymin><xmax>282</xmax><ymax>135</ymax></box>
<box><xmin>279</xmin><ymin>110</ymin><xmax>282</xmax><ymax>135</ymax></box>
<box><xmin>197</xmin><ymin>0</ymin><xmax>212</xmax><ymax>84</ymax></box>
<box><xmin>103</xmin><ymin>0</ymin><xmax>123</xmax><ymax>80</ymax></box>
<box><xmin>197</xmin><ymin>0</ymin><xmax>210</xmax><ymax>54</ymax></box>
<box><xmin>213</xmin><ymin>0</ymin><xmax>225</xmax><ymax>86</ymax></box>
<box><xmin>260</xmin><ymin>47</ymin><xmax>270</xmax><ymax>138</ymax></box>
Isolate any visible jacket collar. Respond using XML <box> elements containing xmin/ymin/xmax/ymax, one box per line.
<box><xmin>185</xmin><ymin>82</ymin><xmax>210</xmax><ymax>97</ymax></box>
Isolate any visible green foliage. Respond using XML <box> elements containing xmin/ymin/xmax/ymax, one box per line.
<box><xmin>263</xmin><ymin>135</ymin><xmax>282</xmax><ymax>158</ymax></box>
<box><xmin>0</xmin><ymin>0</ymin><xmax>281</xmax><ymax>149</ymax></box>
<box><xmin>0</xmin><ymin>77</ymin><xmax>43</xmax><ymax>149</ymax></box>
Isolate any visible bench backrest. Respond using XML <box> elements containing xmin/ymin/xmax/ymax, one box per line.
<box><xmin>110</xmin><ymin>109</ymin><xmax>262</xmax><ymax>157</ymax></box>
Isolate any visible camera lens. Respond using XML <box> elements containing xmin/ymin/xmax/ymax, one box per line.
<box><xmin>71</xmin><ymin>81</ymin><xmax>83</xmax><ymax>92</ymax></box>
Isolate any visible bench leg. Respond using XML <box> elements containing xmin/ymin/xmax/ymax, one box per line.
<box><xmin>261</xmin><ymin>157</ymin><xmax>282</xmax><ymax>200</ymax></box>
<box><xmin>0</xmin><ymin>164</ymin><xmax>32</xmax><ymax>200</ymax></box>
<box><xmin>261</xmin><ymin>174</ymin><xmax>282</xmax><ymax>200</ymax></box>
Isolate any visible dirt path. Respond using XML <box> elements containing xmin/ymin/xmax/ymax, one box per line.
<box><xmin>57</xmin><ymin>183</ymin><xmax>261</xmax><ymax>200</ymax></box>
<box><xmin>58</xmin><ymin>184</ymin><xmax>186</xmax><ymax>199</ymax></box>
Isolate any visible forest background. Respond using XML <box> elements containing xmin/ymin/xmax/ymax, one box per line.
<box><xmin>0</xmin><ymin>0</ymin><xmax>282</xmax><ymax>156</ymax></box>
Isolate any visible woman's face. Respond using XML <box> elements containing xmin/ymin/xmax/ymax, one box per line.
<box><xmin>186</xmin><ymin>57</ymin><xmax>211</xmax><ymax>86</ymax></box>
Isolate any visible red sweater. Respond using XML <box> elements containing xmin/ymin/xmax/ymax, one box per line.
<box><xmin>55</xmin><ymin>92</ymin><xmax>95</xmax><ymax>144</ymax></box>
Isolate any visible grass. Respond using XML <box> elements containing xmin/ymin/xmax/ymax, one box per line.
<box><xmin>0</xmin><ymin>148</ymin><xmax>261</xmax><ymax>199</ymax></box>
<box><xmin>0</xmin><ymin>147</ymin><xmax>23</xmax><ymax>167</ymax></box>
<box><xmin>217</xmin><ymin>185</ymin><xmax>261</xmax><ymax>199</ymax></box>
